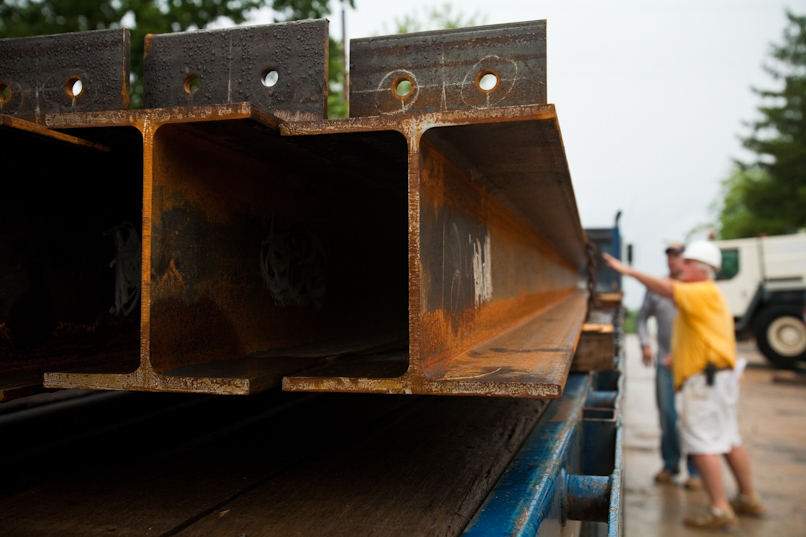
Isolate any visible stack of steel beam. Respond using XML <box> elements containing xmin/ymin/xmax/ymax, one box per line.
<box><xmin>0</xmin><ymin>19</ymin><xmax>590</xmax><ymax>400</ymax></box>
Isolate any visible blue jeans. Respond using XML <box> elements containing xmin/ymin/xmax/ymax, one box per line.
<box><xmin>656</xmin><ymin>363</ymin><xmax>699</xmax><ymax>477</ymax></box>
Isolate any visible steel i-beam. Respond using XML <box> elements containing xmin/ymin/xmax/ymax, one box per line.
<box><xmin>283</xmin><ymin>22</ymin><xmax>589</xmax><ymax>397</ymax></box>
<box><xmin>45</xmin><ymin>21</ymin><xmax>343</xmax><ymax>395</ymax></box>
<box><xmin>0</xmin><ymin>30</ymin><xmax>142</xmax><ymax>402</ymax></box>
<box><xmin>43</xmin><ymin>20</ymin><xmax>588</xmax><ymax>398</ymax></box>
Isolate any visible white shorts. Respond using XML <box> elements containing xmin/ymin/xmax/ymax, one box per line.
<box><xmin>680</xmin><ymin>369</ymin><xmax>742</xmax><ymax>455</ymax></box>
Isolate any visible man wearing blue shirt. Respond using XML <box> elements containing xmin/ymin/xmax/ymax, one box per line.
<box><xmin>637</xmin><ymin>243</ymin><xmax>701</xmax><ymax>488</ymax></box>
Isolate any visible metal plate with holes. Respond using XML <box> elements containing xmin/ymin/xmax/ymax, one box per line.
<box><xmin>142</xmin><ymin>20</ymin><xmax>329</xmax><ymax>118</ymax></box>
<box><xmin>349</xmin><ymin>21</ymin><xmax>546</xmax><ymax>117</ymax></box>
<box><xmin>0</xmin><ymin>29</ymin><xmax>130</xmax><ymax>124</ymax></box>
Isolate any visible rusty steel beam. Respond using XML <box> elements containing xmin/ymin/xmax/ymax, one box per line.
<box><xmin>41</xmin><ymin>20</ymin><xmax>589</xmax><ymax>398</ymax></box>
<box><xmin>142</xmin><ymin>20</ymin><xmax>329</xmax><ymax>119</ymax></box>
<box><xmin>280</xmin><ymin>21</ymin><xmax>587</xmax><ymax>397</ymax></box>
<box><xmin>0</xmin><ymin>29</ymin><xmax>131</xmax><ymax>124</ymax></box>
<box><xmin>44</xmin><ymin>104</ymin><xmax>305</xmax><ymax>395</ymax></box>
<box><xmin>280</xmin><ymin>104</ymin><xmax>587</xmax><ymax>398</ymax></box>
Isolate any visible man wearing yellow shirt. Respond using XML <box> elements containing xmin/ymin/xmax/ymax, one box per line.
<box><xmin>604</xmin><ymin>240</ymin><xmax>765</xmax><ymax>531</ymax></box>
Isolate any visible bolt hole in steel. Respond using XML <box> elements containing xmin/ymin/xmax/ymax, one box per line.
<box><xmin>768</xmin><ymin>316</ymin><xmax>806</xmax><ymax>356</ymax></box>
<box><xmin>395</xmin><ymin>78</ymin><xmax>413</xmax><ymax>97</ymax></box>
<box><xmin>184</xmin><ymin>75</ymin><xmax>201</xmax><ymax>94</ymax></box>
<box><xmin>0</xmin><ymin>82</ymin><xmax>11</xmax><ymax>104</ymax></box>
<box><xmin>65</xmin><ymin>76</ymin><xmax>83</xmax><ymax>98</ymax></box>
<box><xmin>262</xmin><ymin>69</ymin><xmax>279</xmax><ymax>87</ymax></box>
<box><xmin>478</xmin><ymin>72</ymin><xmax>499</xmax><ymax>91</ymax></box>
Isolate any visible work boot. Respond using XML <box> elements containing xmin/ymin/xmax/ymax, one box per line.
<box><xmin>684</xmin><ymin>506</ymin><xmax>739</xmax><ymax>532</ymax></box>
<box><xmin>654</xmin><ymin>468</ymin><xmax>677</xmax><ymax>483</ymax></box>
<box><xmin>731</xmin><ymin>494</ymin><xmax>767</xmax><ymax>517</ymax></box>
<box><xmin>684</xmin><ymin>476</ymin><xmax>703</xmax><ymax>490</ymax></box>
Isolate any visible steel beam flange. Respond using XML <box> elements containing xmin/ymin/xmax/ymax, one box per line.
<box><xmin>0</xmin><ymin>29</ymin><xmax>131</xmax><ymax>124</ymax></box>
<box><xmin>349</xmin><ymin>20</ymin><xmax>546</xmax><ymax>117</ymax></box>
<box><xmin>143</xmin><ymin>20</ymin><xmax>329</xmax><ymax>119</ymax></box>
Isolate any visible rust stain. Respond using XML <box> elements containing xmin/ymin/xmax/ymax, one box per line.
<box><xmin>141</xmin><ymin>116</ymin><xmax>155</xmax><ymax>370</ymax></box>
<box><xmin>121</xmin><ymin>45</ymin><xmax>130</xmax><ymax>111</ymax></box>
<box><xmin>149</xmin><ymin>295</ymin><xmax>243</xmax><ymax>372</ymax></box>
<box><xmin>283</xmin><ymin>374</ymin><xmax>563</xmax><ymax>398</ymax></box>
<box><xmin>407</xmin><ymin>144</ymin><xmax>424</xmax><ymax>374</ymax></box>
<box><xmin>44</xmin><ymin>367</ymin><xmax>252</xmax><ymax>395</ymax></box>
<box><xmin>143</xmin><ymin>35</ymin><xmax>153</xmax><ymax>59</ymax></box>
<box><xmin>154</xmin><ymin>258</ymin><xmax>186</xmax><ymax>295</ymax></box>
<box><xmin>419</xmin><ymin>136</ymin><xmax>573</xmax><ymax>270</ymax></box>
<box><xmin>280</xmin><ymin>103</ymin><xmax>557</xmax><ymax>138</ymax></box>
<box><xmin>1</xmin><ymin>114</ymin><xmax>111</xmax><ymax>151</ymax></box>
<box><xmin>420</xmin><ymin>290</ymin><xmax>574</xmax><ymax>375</ymax></box>
<box><xmin>150</xmin><ymin>112</ymin><xmax>286</xmax><ymax>227</ymax></box>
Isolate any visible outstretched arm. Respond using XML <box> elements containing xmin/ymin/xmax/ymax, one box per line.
<box><xmin>601</xmin><ymin>253</ymin><xmax>674</xmax><ymax>301</ymax></box>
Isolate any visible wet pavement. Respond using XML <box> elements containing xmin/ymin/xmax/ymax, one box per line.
<box><xmin>623</xmin><ymin>334</ymin><xmax>806</xmax><ymax>536</ymax></box>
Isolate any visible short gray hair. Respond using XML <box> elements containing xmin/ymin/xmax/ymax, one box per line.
<box><xmin>693</xmin><ymin>260</ymin><xmax>716</xmax><ymax>280</ymax></box>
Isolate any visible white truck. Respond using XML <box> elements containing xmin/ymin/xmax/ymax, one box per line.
<box><xmin>714</xmin><ymin>232</ymin><xmax>806</xmax><ymax>368</ymax></box>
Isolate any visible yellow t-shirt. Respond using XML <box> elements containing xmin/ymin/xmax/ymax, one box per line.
<box><xmin>671</xmin><ymin>281</ymin><xmax>736</xmax><ymax>390</ymax></box>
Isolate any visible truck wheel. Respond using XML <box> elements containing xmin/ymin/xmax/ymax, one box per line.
<box><xmin>755</xmin><ymin>306</ymin><xmax>806</xmax><ymax>368</ymax></box>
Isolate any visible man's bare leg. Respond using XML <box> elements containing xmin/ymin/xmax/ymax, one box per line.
<box><xmin>691</xmin><ymin>453</ymin><xmax>730</xmax><ymax>511</ymax></box>
<box><xmin>724</xmin><ymin>444</ymin><xmax>755</xmax><ymax>496</ymax></box>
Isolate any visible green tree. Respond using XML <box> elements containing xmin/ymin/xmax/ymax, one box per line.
<box><xmin>272</xmin><ymin>0</ymin><xmax>333</xmax><ymax>21</ymax></box>
<box><xmin>326</xmin><ymin>35</ymin><xmax>349</xmax><ymax>119</ymax></box>
<box><xmin>713</xmin><ymin>11</ymin><xmax>806</xmax><ymax>239</ymax></box>
<box><xmin>386</xmin><ymin>3</ymin><xmax>485</xmax><ymax>34</ymax></box>
<box><xmin>0</xmin><ymin>0</ymin><xmax>352</xmax><ymax>115</ymax></box>
<box><xmin>711</xmin><ymin>165</ymin><xmax>794</xmax><ymax>238</ymax></box>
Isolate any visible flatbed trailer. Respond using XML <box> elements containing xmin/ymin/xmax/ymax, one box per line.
<box><xmin>0</xmin><ymin>365</ymin><xmax>623</xmax><ymax>536</ymax></box>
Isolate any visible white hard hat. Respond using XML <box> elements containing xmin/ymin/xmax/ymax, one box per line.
<box><xmin>683</xmin><ymin>240</ymin><xmax>722</xmax><ymax>271</ymax></box>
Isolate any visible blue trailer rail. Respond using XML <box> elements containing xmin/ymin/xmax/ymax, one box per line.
<box><xmin>461</xmin><ymin>218</ymin><xmax>626</xmax><ymax>535</ymax></box>
<box><xmin>464</xmin><ymin>350</ymin><xmax>624</xmax><ymax>536</ymax></box>
<box><xmin>586</xmin><ymin>212</ymin><xmax>625</xmax><ymax>295</ymax></box>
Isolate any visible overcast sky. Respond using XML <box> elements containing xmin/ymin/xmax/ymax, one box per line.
<box><xmin>256</xmin><ymin>1</ymin><xmax>803</xmax><ymax>309</ymax></box>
